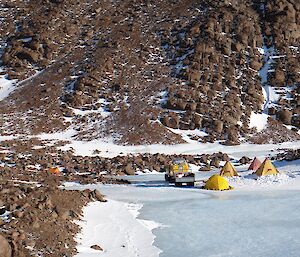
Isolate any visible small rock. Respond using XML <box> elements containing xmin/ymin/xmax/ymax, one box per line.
<box><xmin>239</xmin><ymin>156</ymin><xmax>251</xmax><ymax>164</ymax></box>
<box><xmin>13</xmin><ymin>211</ymin><xmax>24</xmax><ymax>218</ymax></box>
<box><xmin>210</xmin><ymin>157</ymin><xmax>220</xmax><ymax>168</ymax></box>
<box><xmin>199</xmin><ymin>165</ymin><xmax>211</xmax><ymax>171</ymax></box>
<box><xmin>93</xmin><ymin>190</ymin><xmax>107</xmax><ymax>202</ymax></box>
<box><xmin>51</xmin><ymin>211</ymin><xmax>58</xmax><ymax>219</ymax></box>
<box><xmin>32</xmin><ymin>221</ymin><xmax>40</xmax><ymax>229</ymax></box>
<box><xmin>90</xmin><ymin>244</ymin><xmax>103</xmax><ymax>251</ymax></box>
<box><xmin>124</xmin><ymin>164</ymin><xmax>135</xmax><ymax>175</ymax></box>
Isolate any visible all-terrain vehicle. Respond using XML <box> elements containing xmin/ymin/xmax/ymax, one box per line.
<box><xmin>164</xmin><ymin>159</ymin><xmax>195</xmax><ymax>187</ymax></box>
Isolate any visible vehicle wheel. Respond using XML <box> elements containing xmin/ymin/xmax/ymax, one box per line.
<box><xmin>169</xmin><ymin>178</ymin><xmax>175</xmax><ymax>183</ymax></box>
<box><xmin>165</xmin><ymin>174</ymin><xmax>169</xmax><ymax>181</ymax></box>
<box><xmin>188</xmin><ymin>182</ymin><xmax>195</xmax><ymax>187</ymax></box>
<box><xmin>175</xmin><ymin>182</ymin><xmax>181</xmax><ymax>187</ymax></box>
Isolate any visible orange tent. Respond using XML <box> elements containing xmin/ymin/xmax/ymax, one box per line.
<box><xmin>48</xmin><ymin>167</ymin><xmax>60</xmax><ymax>175</ymax></box>
<box><xmin>248</xmin><ymin>157</ymin><xmax>262</xmax><ymax>171</ymax></box>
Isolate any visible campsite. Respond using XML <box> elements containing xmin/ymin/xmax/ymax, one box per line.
<box><xmin>1</xmin><ymin>0</ymin><xmax>300</xmax><ymax>256</ymax></box>
<box><xmin>65</xmin><ymin>156</ymin><xmax>300</xmax><ymax>257</ymax></box>
<box><xmin>161</xmin><ymin>157</ymin><xmax>281</xmax><ymax>190</ymax></box>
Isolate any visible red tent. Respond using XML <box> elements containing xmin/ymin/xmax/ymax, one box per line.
<box><xmin>248</xmin><ymin>157</ymin><xmax>262</xmax><ymax>171</ymax></box>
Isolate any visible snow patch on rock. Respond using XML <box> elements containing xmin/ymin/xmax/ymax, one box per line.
<box><xmin>249</xmin><ymin>112</ymin><xmax>269</xmax><ymax>132</ymax></box>
<box><xmin>167</xmin><ymin>128</ymin><xmax>208</xmax><ymax>143</ymax></box>
<box><xmin>0</xmin><ymin>68</ymin><xmax>17</xmax><ymax>101</ymax></box>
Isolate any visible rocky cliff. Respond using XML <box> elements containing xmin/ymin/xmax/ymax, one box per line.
<box><xmin>0</xmin><ymin>0</ymin><xmax>299</xmax><ymax>145</ymax></box>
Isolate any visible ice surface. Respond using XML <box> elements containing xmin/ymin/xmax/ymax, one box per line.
<box><xmin>151</xmin><ymin>191</ymin><xmax>300</xmax><ymax>257</ymax></box>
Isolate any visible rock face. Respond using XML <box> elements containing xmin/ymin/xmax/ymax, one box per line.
<box><xmin>0</xmin><ymin>0</ymin><xmax>299</xmax><ymax>145</ymax></box>
<box><xmin>0</xmin><ymin>235</ymin><xmax>12</xmax><ymax>257</ymax></box>
<box><xmin>160</xmin><ymin>0</ymin><xmax>300</xmax><ymax>143</ymax></box>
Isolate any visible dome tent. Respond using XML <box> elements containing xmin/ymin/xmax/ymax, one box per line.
<box><xmin>204</xmin><ymin>175</ymin><xmax>233</xmax><ymax>191</ymax></box>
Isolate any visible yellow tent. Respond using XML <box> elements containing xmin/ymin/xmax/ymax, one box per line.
<box><xmin>255</xmin><ymin>158</ymin><xmax>279</xmax><ymax>176</ymax></box>
<box><xmin>219</xmin><ymin>161</ymin><xmax>238</xmax><ymax>177</ymax></box>
<box><xmin>204</xmin><ymin>175</ymin><xmax>233</xmax><ymax>191</ymax></box>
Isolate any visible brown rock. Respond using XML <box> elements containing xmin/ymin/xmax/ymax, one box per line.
<box><xmin>60</xmin><ymin>210</ymin><xmax>71</xmax><ymax>220</ymax></box>
<box><xmin>199</xmin><ymin>165</ymin><xmax>211</xmax><ymax>171</ymax></box>
<box><xmin>51</xmin><ymin>211</ymin><xmax>59</xmax><ymax>219</ymax></box>
<box><xmin>0</xmin><ymin>235</ymin><xmax>11</xmax><ymax>257</ymax></box>
<box><xmin>14</xmin><ymin>211</ymin><xmax>24</xmax><ymax>218</ymax></box>
<box><xmin>32</xmin><ymin>221</ymin><xmax>40</xmax><ymax>229</ymax></box>
<box><xmin>250</xmin><ymin>60</ymin><xmax>262</xmax><ymax>70</ymax></box>
<box><xmin>16</xmin><ymin>49</ymin><xmax>40</xmax><ymax>63</ymax></box>
<box><xmin>177</xmin><ymin>99</ymin><xmax>187</xmax><ymax>110</ymax></box>
<box><xmin>93</xmin><ymin>189</ymin><xmax>107</xmax><ymax>202</ymax></box>
<box><xmin>210</xmin><ymin>157</ymin><xmax>220</xmax><ymax>168</ymax></box>
<box><xmin>124</xmin><ymin>164</ymin><xmax>135</xmax><ymax>175</ymax></box>
<box><xmin>232</xmin><ymin>42</ymin><xmax>242</xmax><ymax>52</ymax></box>
<box><xmin>194</xmin><ymin>114</ymin><xmax>202</xmax><ymax>128</ymax></box>
<box><xmin>213</xmin><ymin>120</ymin><xmax>223</xmax><ymax>133</ymax></box>
<box><xmin>239</xmin><ymin>156</ymin><xmax>251</xmax><ymax>164</ymax></box>
<box><xmin>268</xmin><ymin>107</ymin><xmax>276</xmax><ymax>115</ymax></box>
<box><xmin>188</xmin><ymin>102</ymin><xmax>197</xmax><ymax>111</ymax></box>
<box><xmin>227</xmin><ymin>127</ymin><xmax>239</xmax><ymax>142</ymax></box>
<box><xmin>276</xmin><ymin>109</ymin><xmax>292</xmax><ymax>125</ymax></box>
<box><xmin>274</xmin><ymin>69</ymin><xmax>285</xmax><ymax>85</ymax></box>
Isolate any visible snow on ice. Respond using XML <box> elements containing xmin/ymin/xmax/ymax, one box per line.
<box><xmin>71</xmin><ymin>194</ymin><xmax>162</xmax><ymax>257</ymax></box>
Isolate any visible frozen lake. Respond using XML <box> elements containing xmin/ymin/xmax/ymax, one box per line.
<box><xmin>81</xmin><ymin>171</ymin><xmax>300</xmax><ymax>257</ymax></box>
